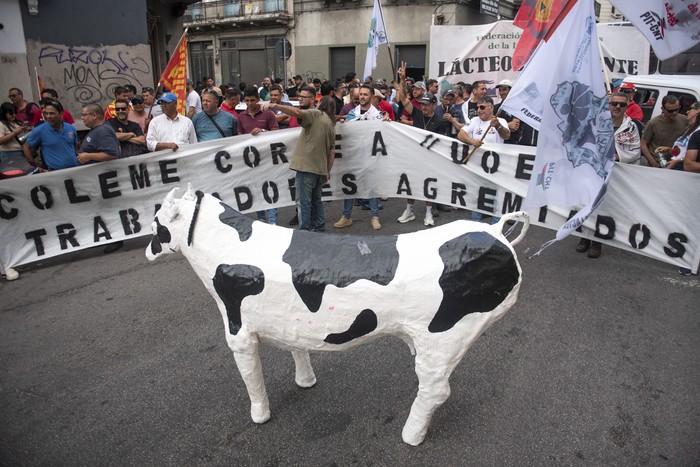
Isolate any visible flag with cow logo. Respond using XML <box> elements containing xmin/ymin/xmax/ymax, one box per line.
<box><xmin>511</xmin><ymin>0</ymin><xmax>576</xmax><ymax>71</ymax></box>
<box><xmin>363</xmin><ymin>0</ymin><xmax>389</xmax><ymax>81</ymax></box>
<box><xmin>501</xmin><ymin>0</ymin><xmax>615</xmax><ymax>246</ymax></box>
<box><xmin>158</xmin><ymin>31</ymin><xmax>188</xmax><ymax>115</ymax></box>
<box><xmin>608</xmin><ymin>0</ymin><xmax>700</xmax><ymax>60</ymax></box>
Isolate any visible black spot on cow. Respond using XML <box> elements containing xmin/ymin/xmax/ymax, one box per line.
<box><xmin>218</xmin><ymin>202</ymin><xmax>254</xmax><ymax>242</ymax></box>
<box><xmin>150</xmin><ymin>218</ymin><xmax>171</xmax><ymax>256</ymax></box>
<box><xmin>283</xmin><ymin>232</ymin><xmax>399</xmax><ymax>313</ymax></box>
<box><xmin>324</xmin><ymin>309</ymin><xmax>378</xmax><ymax>344</ymax></box>
<box><xmin>213</xmin><ymin>264</ymin><xmax>265</xmax><ymax>335</ymax></box>
<box><xmin>429</xmin><ymin>232</ymin><xmax>519</xmax><ymax>333</ymax></box>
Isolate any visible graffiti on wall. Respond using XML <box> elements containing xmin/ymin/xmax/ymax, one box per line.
<box><xmin>37</xmin><ymin>44</ymin><xmax>152</xmax><ymax>104</ymax></box>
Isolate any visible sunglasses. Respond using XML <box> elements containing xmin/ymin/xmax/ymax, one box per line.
<box><xmin>477</xmin><ymin>105</ymin><xmax>491</xmax><ymax>110</ymax></box>
<box><xmin>621</xmin><ymin>89</ymin><xmax>635</xmax><ymax>93</ymax></box>
<box><xmin>142</xmin><ymin>87</ymin><xmax>154</xmax><ymax>92</ymax></box>
<box><xmin>115</xmin><ymin>107</ymin><xmax>129</xmax><ymax>111</ymax></box>
<box><xmin>664</xmin><ymin>107</ymin><xmax>680</xmax><ymax>113</ymax></box>
<box><xmin>609</xmin><ymin>101</ymin><xmax>628</xmax><ymax>107</ymax></box>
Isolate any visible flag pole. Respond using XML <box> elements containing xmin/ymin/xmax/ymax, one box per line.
<box><xmin>461</xmin><ymin>108</ymin><xmax>503</xmax><ymax>164</ymax></box>
<box><xmin>377</xmin><ymin>0</ymin><xmax>395</xmax><ymax>79</ymax></box>
<box><xmin>597</xmin><ymin>37</ymin><xmax>611</xmax><ymax>94</ymax></box>
<box><xmin>34</xmin><ymin>67</ymin><xmax>42</xmax><ymax>97</ymax></box>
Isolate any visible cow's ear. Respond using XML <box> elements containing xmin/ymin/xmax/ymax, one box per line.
<box><xmin>183</xmin><ymin>183</ymin><xmax>196</xmax><ymax>201</ymax></box>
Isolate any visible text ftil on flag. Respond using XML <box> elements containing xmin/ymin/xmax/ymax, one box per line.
<box><xmin>608</xmin><ymin>0</ymin><xmax>700</xmax><ymax>61</ymax></box>
<box><xmin>501</xmin><ymin>0</ymin><xmax>615</xmax><ymax>248</ymax></box>
<box><xmin>363</xmin><ymin>0</ymin><xmax>389</xmax><ymax>81</ymax></box>
<box><xmin>159</xmin><ymin>32</ymin><xmax>188</xmax><ymax>115</ymax></box>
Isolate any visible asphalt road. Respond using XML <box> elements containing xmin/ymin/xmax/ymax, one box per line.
<box><xmin>1</xmin><ymin>199</ymin><xmax>698</xmax><ymax>466</ymax></box>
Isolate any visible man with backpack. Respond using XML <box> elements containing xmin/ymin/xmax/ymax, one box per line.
<box><xmin>8</xmin><ymin>88</ymin><xmax>41</xmax><ymax>126</ymax></box>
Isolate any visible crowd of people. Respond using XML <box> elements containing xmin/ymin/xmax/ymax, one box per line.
<box><xmin>1</xmin><ymin>68</ymin><xmax>698</xmax><ymax>266</ymax></box>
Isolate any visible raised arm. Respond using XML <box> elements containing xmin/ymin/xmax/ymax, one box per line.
<box><xmin>397</xmin><ymin>61</ymin><xmax>413</xmax><ymax>115</ymax></box>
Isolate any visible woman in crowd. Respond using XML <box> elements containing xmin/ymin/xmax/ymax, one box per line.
<box><xmin>0</xmin><ymin>102</ymin><xmax>30</xmax><ymax>160</ymax></box>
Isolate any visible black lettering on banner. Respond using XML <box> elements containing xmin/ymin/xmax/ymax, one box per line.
<box><xmin>450</xmin><ymin>182</ymin><xmax>467</xmax><ymax>206</ymax></box>
<box><xmin>129</xmin><ymin>163</ymin><xmax>151</xmax><ymax>189</ymax></box>
<box><xmin>420</xmin><ymin>134</ymin><xmax>434</xmax><ymax>147</ymax></box>
<box><xmin>211</xmin><ymin>193</ymin><xmax>221</xmax><ymax>200</ymax></box>
<box><xmin>341</xmin><ymin>174</ymin><xmax>357</xmax><ymax>195</ymax></box>
<box><xmin>397</xmin><ymin>173</ymin><xmax>412</xmax><ymax>196</ymax></box>
<box><xmin>424</xmin><ymin>178</ymin><xmax>437</xmax><ymax>200</ymax></box>
<box><xmin>25</xmin><ymin>229</ymin><xmax>47</xmax><ymax>256</ymax></box>
<box><xmin>30</xmin><ymin>185</ymin><xmax>54</xmax><ymax>210</ymax></box>
<box><xmin>516</xmin><ymin>153</ymin><xmax>535</xmax><ymax>180</ymax></box>
<box><xmin>262</xmin><ymin>181</ymin><xmax>279</xmax><ymax>204</ymax></box>
<box><xmin>321</xmin><ymin>182</ymin><xmax>332</xmax><ymax>197</ymax></box>
<box><xmin>450</xmin><ymin>59</ymin><xmax>462</xmax><ymax>76</ymax></box>
<box><xmin>119</xmin><ymin>208</ymin><xmax>141</xmax><ymax>235</ymax></box>
<box><xmin>334</xmin><ymin>133</ymin><xmax>342</xmax><ymax>158</ymax></box>
<box><xmin>234</xmin><ymin>187</ymin><xmax>253</xmax><ymax>211</ymax></box>
<box><xmin>594</xmin><ymin>216</ymin><xmax>615</xmax><ymax>240</ymax></box>
<box><xmin>664</xmin><ymin>233</ymin><xmax>687</xmax><ymax>258</ymax></box>
<box><xmin>477</xmin><ymin>186</ymin><xmax>496</xmax><ymax>213</ymax></box>
<box><xmin>159</xmin><ymin>159</ymin><xmax>180</xmax><ymax>184</ymax></box>
<box><xmin>64</xmin><ymin>179</ymin><xmax>90</xmax><ymax>203</ymax></box>
<box><xmin>154</xmin><ymin>204</ymin><xmax>161</xmax><ymax>215</ymax></box>
<box><xmin>243</xmin><ymin>146</ymin><xmax>261</xmax><ymax>168</ymax></box>
<box><xmin>502</xmin><ymin>192</ymin><xmax>522</xmax><ymax>213</ymax></box>
<box><xmin>629</xmin><ymin>223</ymin><xmax>650</xmax><ymax>249</ymax></box>
<box><xmin>0</xmin><ymin>194</ymin><xmax>18</xmax><ymax>219</ymax></box>
<box><xmin>215</xmin><ymin>150</ymin><xmax>232</xmax><ymax>173</ymax></box>
<box><xmin>57</xmin><ymin>223</ymin><xmax>79</xmax><ymax>250</ymax></box>
<box><xmin>481</xmin><ymin>151</ymin><xmax>500</xmax><ymax>174</ymax></box>
<box><xmin>270</xmin><ymin>143</ymin><xmax>288</xmax><ymax>164</ymax></box>
<box><xmin>538</xmin><ymin>206</ymin><xmax>548</xmax><ymax>223</ymax></box>
<box><xmin>372</xmin><ymin>131</ymin><xmax>387</xmax><ymax>156</ymax></box>
<box><xmin>451</xmin><ymin>141</ymin><xmax>469</xmax><ymax>164</ymax></box>
<box><xmin>99</xmin><ymin>170</ymin><xmax>121</xmax><ymax>199</ymax></box>
<box><xmin>93</xmin><ymin>216</ymin><xmax>112</xmax><ymax>242</ymax></box>
<box><xmin>568</xmin><ymin>209</ymin><xmax>582</xmax><ymax>232</ymax></box>
<box><xmin>287</xmin><ymin>177</ymin><xmax>296</xmax><ymax>201</ymax></box>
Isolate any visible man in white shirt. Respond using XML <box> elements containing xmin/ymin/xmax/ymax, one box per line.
<box><xmin>186</xmin><ymin>80</ymin><xmax>202</xmax><ymax>118</ymax></box>
<box><xmin>146</xmin><ymin>92</ymin><xmax>196</xmax><ymax>152</ymax></box>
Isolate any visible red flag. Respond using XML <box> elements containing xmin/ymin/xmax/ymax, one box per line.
<box><xmin>35</xmin><ymin>67</ymin><xmax>45</xmax><ymax>97</ymax></box>
<box><xmin>159</xmin><ymin>32</ymin><xmax>188</xmax><ymax>115</ymax></box>
<box><xmin>512</xmin><ymin>0</ymin><xmax>577</xmax><ymax>70</ymax></box>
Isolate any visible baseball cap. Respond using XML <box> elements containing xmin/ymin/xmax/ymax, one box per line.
<box><xmin>443</xmin><ymin>89</ymin><xmax>455</xmax><ymax>97</ymax></box>
<box><xmin>420</xmin><ymin>92</ymin><xmax>437</xmax><ymax>104</ymax></box>
<box><xmin>496</xmin><ymin>79</ymin><xmax>513</xmax><ymax>89</ymax></box>
<box><xmin>131</xmin><ymin>95</ymin><xmax>144</xmax><ymax>104</ymax></box>
<box><xmin>373</xmin><ymin>88</ymin><xmax>384</xmax><ymax>98</ymax></box>
<box><xmin>186</xmin><ymin>79</ymin><xmax>193</xmax><ymax>85</ymax></box>
<box><xmin>620</xmin><ymin>82</ymin><xmax>637</xmax><ymax>91</ymax></box>
<box><xmin>414</xmin><ymin>81</ymin><xmax>427</xmax><ymax>91</ymax></box>
<box><xmin>157</xmin><ymin>92</ymin><xmax>178</xmax><ymax>103</ymax></box>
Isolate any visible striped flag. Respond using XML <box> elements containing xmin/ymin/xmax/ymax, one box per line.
<box><xmin>363</xmin><ymin>0</ymin><xmax>389</xmax><ymax>81</ymax></box>
<box><xmin>159</xmin><ymin>31</ymin><xmax>188</xmax><ymax>115</ymax></box>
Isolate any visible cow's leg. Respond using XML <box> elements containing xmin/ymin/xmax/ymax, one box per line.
<box><xmin>233</xmin><ymin>348</ymin><xmax>270</xmax><ymax>424</ymax></box>
<box><xmin>401</xmin><ymin>350</ymin><xmax>459</xmax><ymax>446</ymax></box>
<box><xmin>291</xmin><ymin>350</ymin><xmax>317</xmax><ymax>388</ymax></box>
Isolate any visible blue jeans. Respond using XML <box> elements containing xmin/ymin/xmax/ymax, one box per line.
<box><xmin>256</xmin><ymin>208</ymin><xmax>277</xmax><ymax>225</ymax></box>
<box><xmin>343</xmin><ymin>198</ymin><xmax>379</xmax><ymax>218</ymax></box>
<box><xmin>296</xmin><ymin>171</ymin><xmax>325</xmax><ymax>231</ymax></box>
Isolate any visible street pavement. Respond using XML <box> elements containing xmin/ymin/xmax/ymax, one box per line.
<box><xmin>1</xmin><ymin>199</ymin><xmax>698</xmax><ymax>466</ymax></box>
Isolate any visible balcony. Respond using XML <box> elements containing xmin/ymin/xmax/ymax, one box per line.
<box><xmin>183</xmin><ymin>0</ymin><xmax>292</xmax><ymax>28</ymax></box>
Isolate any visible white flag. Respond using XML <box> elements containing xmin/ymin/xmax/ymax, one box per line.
<box><xmin>501</xmin><ymin>0</ymin><xmax>615</xmax><ymax>245</ymax></box>
<box><xmin>363</xmin><ymin>0</ymin><xmax>389</xmax><ymax>81</ymax></box>
<box><xmin>608</xmin><ymin>0</ymin><xmax>700</xmax><ymax>60</ymax></box>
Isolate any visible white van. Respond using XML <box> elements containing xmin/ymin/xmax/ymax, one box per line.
<box><xmin>620</xmin><ymin>75</ymin><xmax>700</xmax><ymax>122</ymax></box>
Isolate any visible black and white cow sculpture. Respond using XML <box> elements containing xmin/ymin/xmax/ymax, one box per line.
<box><xmin>146</xmin><ymin>185</ymin><xmax>530</xmax><ymax>446</ymax></box>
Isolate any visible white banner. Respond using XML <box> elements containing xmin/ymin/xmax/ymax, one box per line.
<box><xmin>429</xmin><ymin>21</ymin><xmax>650</xmax><ymax>94</ymax></box>
<box><xmin>0</xmin><ymin>122</ymin><xmax>698</xmax><ymax>273</ymax></box>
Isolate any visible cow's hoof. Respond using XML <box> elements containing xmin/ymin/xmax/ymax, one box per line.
<box><xmin>402</xmin><ymin>425</ymin><xmax>427</xmax><ymax>446</ymax></box>
<box><xmin>296</xmin><ymin>376</ymin><xmax>317</xmax><ymax>388</ymax></box>
<box><xmin>251</xmin><ymin>404</ymin><xmax>271</xmax><ymax>424</ymax></box>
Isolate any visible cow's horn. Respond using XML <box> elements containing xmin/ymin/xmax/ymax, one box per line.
<box><xmin>163</xmin><ymin>187</ymin><xmax>179</xmax><ymax>206</ymax></box>
<box><xmin>183</xmin><ymin>183</ymin><xmax>196</xmax><ymax>201</ymax></box>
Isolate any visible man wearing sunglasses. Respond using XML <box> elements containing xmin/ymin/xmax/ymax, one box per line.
<box><xmin>618</xmin><ymin>82</ymin><xmax>643</xmax><ymax>122</ymax></box>
<box><xmin>640</xmin><ymin>95</ymin><xmax>688</xmax><ymax>167</ymax></box>
<box><xmin>107</xmin><ymin>99</ymin><xmax>148</xmax><ymax>157</ymax></box>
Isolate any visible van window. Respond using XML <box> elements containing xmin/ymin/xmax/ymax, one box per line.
<box><xmin>634</xmin><ymin>87</ymin><xmax>659</xmax><ymax>122</ymax></box>
<box><xmin>668</xmin><ymin>92</ymin><xmax>698</xmax><ymax>115</ymax></box>
<box><xmin>659</xmin><ymin>44</ymin><xmax>700</xmax><ymax>74</ymax></box>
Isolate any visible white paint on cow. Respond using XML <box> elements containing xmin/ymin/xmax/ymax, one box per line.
<box><xmin>146</xmin><ymin>184</ymin><xmax>530</xmax><ymax>446</ymax></box>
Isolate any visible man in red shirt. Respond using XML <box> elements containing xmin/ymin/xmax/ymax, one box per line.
<box><xmin>619</xmin><ymin>82</ymin><xmax>644</xmax><ymax>122</ymax></box>
<box><xmin>8</xmin><ymin>88</ymin><xmax>41</xmax><ymax>126</ymax></box>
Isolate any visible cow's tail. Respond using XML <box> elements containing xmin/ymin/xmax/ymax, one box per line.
<box><xmin>494</xmin><ymin>211</ymin><xmax>530</xmax><ymax>246</ymax></box>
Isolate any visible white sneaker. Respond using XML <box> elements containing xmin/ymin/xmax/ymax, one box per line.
<box><xmin>4</xmin><ymin>267</ymin><xmax>19</xmax><ymax>281</ymax></box>
<box><xmin>424</xmin><ymin>211</ymin><xmax>435</xmax><ymax>227</ymax></box>
<box><xmin>397</xmin><ymin>208</ymin><xmax>415</xmax><ymax>224</ymax></box>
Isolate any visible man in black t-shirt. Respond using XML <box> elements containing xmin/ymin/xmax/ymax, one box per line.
<box><xmin>107</xmin><ymin>99</ymin><xmax>149</xmax><ymax>157</ymax></box>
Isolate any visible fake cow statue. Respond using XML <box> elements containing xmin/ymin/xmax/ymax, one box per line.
<box><xmin>146</xmin><ymin>185</ymin><xmax>530</xmax><ymax>446</ymax></box>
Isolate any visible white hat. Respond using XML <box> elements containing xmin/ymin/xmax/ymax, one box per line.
<box><xmin>496</xmin><ymin>79</ymin><xmax>514</xmax><ymax>89</ymax></box>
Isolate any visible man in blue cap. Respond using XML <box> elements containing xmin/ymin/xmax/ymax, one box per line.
<box><xmin>146</xmin><ymin>92</ymin><xmax>196</xmax><ymax>152</ymax></box>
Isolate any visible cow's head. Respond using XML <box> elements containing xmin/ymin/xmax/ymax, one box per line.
<box><xmin>146</xmin><ymin>185</ymin><xmax>198</xmax><ymax>261</ymax></box>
